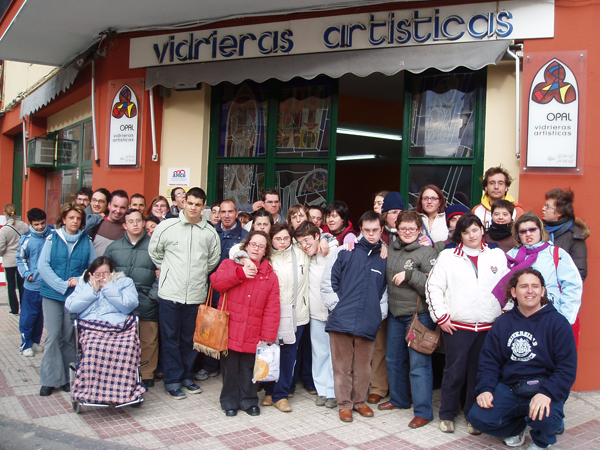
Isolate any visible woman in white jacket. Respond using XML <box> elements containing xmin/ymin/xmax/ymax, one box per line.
<box><xmin>426</xmin><ymin>213</ymin><xmax>509</xmax><ymax>435</ymax></box>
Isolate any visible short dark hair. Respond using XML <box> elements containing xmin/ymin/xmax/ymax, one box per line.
<box><xmin>83</xmin><ymin>256</ymin><xmax>116</xmax><ymax>283</ymax></box>
<box><xmin>145</xmin><ymin>216</ymin><xmax>160</xmax><ymax>225</ymax></box>
<box><xmin>93</xmin><ymin>187</ymin><xmax>111</xmax><ymax>200</ymax></box>
<box><xmin>253</xmin><ymin>209</ymin><xmax>274</xmax><ymax>225</ymax></box>
<box><xmin>124</xmin><ymin>208</ymin><xmax>143</xmax><ymax>221</ymax></box>
<box><xmin>110</xmin><ymin>189</ymin><xmax>129</xmax><ymax>203</ymax></box>
<box><xmin>358</xmin><ymin>210</ymin><xmax>384</xmax><ymax>228</ymax></box>
<box><xmin>75</xmin><ymin>187</ymin><xmax>93</xmax><ymax>200</ymax></box>
<box><xmin>240</xmin><ymin>230</ymin><xmax>272</xmax><ymax>261</ymax></box>
<box><xmin>325</xmin><ymin>201</ymin><xmax>350</xmax><ymax>229</ymax></box>
<box><xmin>261</xmin><ymin>189</ymin><xmax>280</xmax><ymax>202</ymax></box>
<box><xmin>212</xmin><ymin>201</ymin><xmax>221</xmax><ymax>209</ymax></box>
<box><xmin>130</xmin><ymin>193</ymin><xmax>145</xmax><ymax>202</ymax></box>
<box><xmin>491</xmin><ymin>199</ymin><xmax>515</xmax><ymax>216</ymax></box>
<box><xmin>294</xmin><ymin>221</ymin><xmax>320</xmax><ymax>239</ymax></box>
<box><xmin>186</xmin><ymin>187</ymin><xmax>206</xmax><ymax>202</ymax></box>
<box><xmin>415</xmin><ymin>185</ymin><xmax>447</xmax><ymax>214</ymax></box>
<box><xmin>481</xmin><ymin>166</ymin><xmax>513</xmax><ymax>190</ymax></box>
<box><xmin>545</xmin><ymin>188</ymin><xmax>575</xmax><ymax>221</ymax></box>
<box><xmin>27</xmin><ymin>207</ymin><xmax>46</xmax><ymax>223</ymax></box>
<box><xmin>504</xmin><ymin>268</ymin><xmax>549</xmax><ymax>307</ymax></box>
<box><xmin>451</xmin><ymin>213</ymin><xmax>484</xmax><ymax>244</ymax></box>
<box><xmin>286</xmin><ymin>204</ymin><xmax>309</xmax><ymax>224</ymax></box>
<box><xmin>171</xmin><ymin>187</ymin><xmax>185</xmax><ymax>202</ymax></box>
<box><xmin>269</xmin><ymin>223</ymin><xmax>291</xmax><ymax>240</ymax></box>
<box><xmin>512</xmin><ymin>214</ymin><xmax>550</xmax><ymax>247</ymax></box>
<box><xmin>308</xmin><ymin>205</ymin><xmax>323</xmax><ymax>215</ymax></box>
<box><xmin>396</xmin><ymin>210</ymin><xmax>423</xmax><ymax>229</ymax></box>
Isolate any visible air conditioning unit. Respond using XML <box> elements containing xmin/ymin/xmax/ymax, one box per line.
<box><xmin>27</xmin><ymin>137</ymin><xmax>56</xmax><ymax>167</ymax></box>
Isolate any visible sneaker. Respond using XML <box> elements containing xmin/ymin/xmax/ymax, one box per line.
<box><xmin>527</xmin><ymin>442</ymin><xmax>548</xmax><ymax>450</ymax></box>
<box><xmin>503</xmin><ymin>429</ymin><xmax>526</xmax><ymax>447</ymax></box>
<box><xmin>21</xmin><ymin>348</ymin><xmax>34</xmax><ymax>357</ymax></box>
<box><xmin>315</xmin><ymin>396</ymin><xmax>327</xmax><ymax>406</ymax></box>
<box><xmin>32</xmin><ymin>343</ymin><xmax>44</xmax><ymax>353</ymax></box>
<box><xmin>325</xmin><ymin>398</ymin><xmax>338</xmax><ymax>409</ymax></box>
<box><xmin>167</xmin><ymin>388</ymin><xmax>187</xmax><ymax>399</ymax></box>
<box><xmin>182</xmin><ymin>383</ymin><xmax>202</xmax><ymax>394</ymax></box>
<box><xmin>439</xmin><ymin>420</ymin><xmax>455</xmax><ymax>433</ymax></box>
<box><xmin>467</xmin><ymin>422</ymin><xmax>482</xmax><ymax>435</ymax></box>
<box><xmin>194</xmin><ymin>369</ymin><xmax>219</xmax><ymax>381</ymax></box>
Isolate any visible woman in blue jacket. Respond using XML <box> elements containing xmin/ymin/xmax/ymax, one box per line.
<box><xmin>38</xmin><ymin>203</ymin><xmax>96</xmax><ymax>397</ymax></box>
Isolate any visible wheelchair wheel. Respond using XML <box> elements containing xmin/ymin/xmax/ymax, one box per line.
<box><xmin>72</xmin><ymin>401</ymin><xmax>81</xmax><ymax>414</ymax></box>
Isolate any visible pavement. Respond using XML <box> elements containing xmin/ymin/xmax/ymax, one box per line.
<box><xmin>1</xmin><ymin>286</ymin><xmax>599</xmax><ymax>450</ymax></box>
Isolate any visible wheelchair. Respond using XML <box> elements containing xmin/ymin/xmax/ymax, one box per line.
<box><xmin>69</xmin><ymin>311</ymin><xmax>146</xmax><ymax>414</ymax></box>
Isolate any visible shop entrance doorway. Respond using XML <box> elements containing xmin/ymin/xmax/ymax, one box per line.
<box><xmin>335</xmin><ymin>72</ymin><xmax>404</xmax><ymax>223</ymax></box>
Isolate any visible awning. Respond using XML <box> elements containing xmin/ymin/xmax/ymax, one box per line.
<box><xmin>146</xmin><ymin>40</ymin><xmax>510</xmax><ymax>89</ymax></box>
<box><xmin>20</xmin><ymin>66</ymin><xmax>80</xmax><ymax>118</ymax></box>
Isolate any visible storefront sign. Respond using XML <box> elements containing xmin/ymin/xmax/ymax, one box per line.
<box><xmin>167</xmin><ymin>167</ymin><xmax>191</xmax><ymax>187</ymax></box>
<box><xmin>524</xmin><ymin>52</ymin><xmax>586</xmax><ymax>171</ymax></box>
<box><xmin>108</xmin><ymin>80</ymin><xmax>143</xmax><ymax>165</ymax></box>
<box><xmin>130</xmin><ymin>1</ymin><xmax>554</xmax><ymax>68</ymax></box>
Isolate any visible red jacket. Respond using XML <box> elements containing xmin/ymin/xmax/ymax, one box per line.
<box><xmin>210</xmin><ymin>258</ymin><xmax>280</xmax><ymax>354</ymax></box>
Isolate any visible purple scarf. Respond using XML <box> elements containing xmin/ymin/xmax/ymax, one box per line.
<box><xmin>492</xmin><ymin>242</ymin><xmax>550</xmax><ymax>306</ymax></box>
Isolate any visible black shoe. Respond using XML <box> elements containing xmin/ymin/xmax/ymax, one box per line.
<box><xmin>61</xmin><ymin>383</ymin><xmax>70</xmax><ymax>393</ymax></box>
<box><xmin>182</xmin><ymin>383</ymin><xmax>202</xmax><ymax>394</ymax></box>
<box><xmin>142</xmin><ymin>379</ymin><xmax>155</xmax><ymax>387</ymax></box>
<box><xmin>167</xmin><ymin>388</ymin><xmax>187</xmax><ymax>400</ymax></box>
<box><xmin>225</xmin><ymin>409</ymin><xmax>237</xmax><ymax>416</ymax></box>
<box><xmin>40</xmin><ymin>386</ymin><xmax>54</xmax><ymax>396</ymax></box>
<box><xmin>245</xmin><ymin>406</ymin><xmax>260</xmax><ymax>416</ymax></box>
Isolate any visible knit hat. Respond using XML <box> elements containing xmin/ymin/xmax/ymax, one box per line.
<box><xmin>445</xmin><ymin>204</ymin><xmax>470</xmax><ymax>226</ymax></box>
<box><xmin>381</xmin><ymin>191</ymin><xmax>406</xmax><ymax>213</ymax></box>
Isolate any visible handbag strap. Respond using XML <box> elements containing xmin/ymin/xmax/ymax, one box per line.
<box><xmin>290</xmin><ymin>246</ymin><xmax>298</xmax><ymax>309</ymax></box>
<box><xmin>415</xmin><ymin>294</ymin><xmax>422</xmax><ymax>315</ymax></box>
<box><xmin>206</xmin><ymin>285</ymin><xmax>214</xmax><ymax>307</ymax></box>
<box><xmin>219</xmin><ymin>292</ymin><xmax>228</xmax><ymax>312</ymax></box>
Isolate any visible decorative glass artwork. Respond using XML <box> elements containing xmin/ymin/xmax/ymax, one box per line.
<box><xmin>408</xmin><ymin>165</ymin><xmax>472</xmax><ymax>209</ymax></box>
<box><xmin>275</xmin><ymin>164</ymin><xmax>328</xmax><ymax>213</ymax></box>
<box><xmin>217</xmin><ymin>163</ymin><xmax>265</xmax><ymax>209</ymax></box>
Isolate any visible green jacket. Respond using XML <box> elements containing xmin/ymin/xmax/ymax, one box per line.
<box><xmin>104</xmin><ymin>232</ymin><xmax>159</xmax><ymax>321</ymax></box>
<box><xmin>148</xmin><ymin>211</ymin><xmax>221</xmax><ymax>304</ymax></box>
<box><xmin>386</xmin><ymin>236</ymin><xmax>439</xmax><ymax>317</ymax></box>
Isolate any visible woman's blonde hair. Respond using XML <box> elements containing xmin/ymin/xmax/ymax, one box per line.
<box><xmin>3</xmin><ymin>204</ymin><xmax>17</xmax><ymax>219</ymax></box>
<box><xmin>56</xmin><ymin>203</ymin><xmax>86</xmax><ymax>230</ymax></box>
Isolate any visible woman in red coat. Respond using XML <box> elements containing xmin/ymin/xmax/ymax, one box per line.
<box><xmin>210</xmin><ymin>230</ymin><xmax>280</xmax><ymax>417</ymax></box>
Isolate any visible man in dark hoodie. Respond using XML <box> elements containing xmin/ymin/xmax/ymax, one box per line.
<box><xmin>466</xmin><ymin>268</ymin><xmax>576</xmax><ymax>450</ymax></box>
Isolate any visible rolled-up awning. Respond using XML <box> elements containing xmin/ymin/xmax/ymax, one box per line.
<box><xmin>20</xmin><ymin>66</ymin><xmax>80</xmax><ymax>118</ymax></box>
<box><xmin>146</xmin><ymin>40</ymin><xmax>510</xmax><ymax>89</ymax></box>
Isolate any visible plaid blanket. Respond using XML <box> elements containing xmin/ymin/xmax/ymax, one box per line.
<box><xmin>72</xmin><ymin>316</ymin><xmax>147</xmax><ymax>404</ymax></box>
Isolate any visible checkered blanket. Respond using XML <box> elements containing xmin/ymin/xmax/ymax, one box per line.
<box><xmin>72</xmin><ymin>316</ymin><xmax>147</xmax><ymax>404</ymax></box>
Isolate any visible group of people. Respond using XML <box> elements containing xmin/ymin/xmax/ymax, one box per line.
<box><xmin>0</xmin><ymin>165</ymin><xmax>587</xmax><ymax>450</ymax></box>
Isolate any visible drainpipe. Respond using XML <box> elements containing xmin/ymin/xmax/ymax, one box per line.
<box><xmin>506</xmin><ymin>43</ymin><xmax>523</xmax><ymax>160</ymax></box>
<box><xmin>149</xmin><ymin>87</ymin><xmax>158</xmax><ymax>162</ymax></box>
<box><xmin>22</xmin><ymin>119</ymin><xmax>27</xmax><ymax>180</ymax></box>
<box><xmin>92</xmin><ymin>59</ymin><xmax>99</xmax><ymax>165</ymax></box>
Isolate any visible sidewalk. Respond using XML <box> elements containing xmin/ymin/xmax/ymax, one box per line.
<box><xmin>0</xmin><ymin>286</ymin><xmax>599</xmax><ymax>449</ymax></box>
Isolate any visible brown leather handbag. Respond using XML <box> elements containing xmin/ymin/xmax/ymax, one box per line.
<box><xmin>405</xmin><ymin>295</ymin><xmax>441</xmax><ymax>355</ymax></box>
<box><xmin>193</xmin><ymin>287</ymin><xmax>229</xmax><ymax>358</ymax></box>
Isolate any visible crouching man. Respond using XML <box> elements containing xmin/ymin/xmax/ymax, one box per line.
<box><xmin>466</xmin><ymin>268</ymin><xmax>577</xmax><ymax>450</ymax></box>
<box><xmin>321</xmin><ymin>210</ymin><xmax>388</xmax><ymax>423</ymax></box>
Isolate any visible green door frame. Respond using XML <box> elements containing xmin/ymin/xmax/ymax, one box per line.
<box><xmin>12</xmin><ymin>133</ymin><xmax>24</xmax><ymax>217</ymax></box>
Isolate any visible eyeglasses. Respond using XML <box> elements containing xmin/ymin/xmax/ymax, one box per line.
<box><xmin>518</xmin><ymin>227</ymin><xmax>540</xmax><ymax>236</ymax></box>
<box><xmin>175</xmin><ymin>193</ymin><xmax>185</xmax><ymax>198</ymax></box>
<box><xmin>398</xmin><ymin>227</ymin><xmax>419</xmax><ymax>233</ymax></box>
<box><xmin>542</xmin><ymin>204</ymin><xmax>556</xmax><ymax>210</ymax></box>
<box><xmin>422</xmin><ymin>196</ymin><xmax>439</xmax><ymax>202</ymax></box>
<box><xmin>92</xmin><ymin>271</ymin><xmax>110</xmax><ymax>279</ymax></box>
<box><xmin>298</xmin><ymin>237</ymin><xmax>314</xmax><ymax>248</ymax></box>
<box><xmin>247</xmin><ymin>242</ymin><xmax>266</xmax><ymax>250</ymax></box>
<box><xmin>126</xmin><ymin>219</ymin><xmax>143</xmax><ymax>225</ymax></box>
<box><xmin>273</xmin><ymin>236</ymin><xmax>291</xmax><ymax>243</ymax></box>
<box><xmin>91</xmin><ymin>198</ymin><xmax>106</xmax><ymax>204</ymax></box>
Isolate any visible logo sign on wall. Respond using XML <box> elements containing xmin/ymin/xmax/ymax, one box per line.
<box><xmin>524</xmin><ymin>52</ymin><xmax>586</xmax><ymax>173</ymax></box>
<box><xmin>167</xmin><ymin>167</ymin><xmax>191</xmax><ymax>187</ymax></box>
<box><xmin>108</xmin><ymin>80</ymin><xmax>143</xmax><ymax>166</ymax></box>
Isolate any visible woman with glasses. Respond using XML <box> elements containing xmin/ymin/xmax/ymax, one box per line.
<box><xmin>210</xmin><ymin>230</ymin><xmax>280</xmax><ymax>417</ymax></box>
<box><xmin>416</xmin><ymin>185</ymin><xmax>448</xmax><ymax>243</ymax></box>
<box><xmin>426</xmin><ymin>213</ymin><xmax>509</xmax><ymax>435</ymax></box>
<box><xmin>495</xmin><ymin>214</ymin><xmax>582</xmax><ymax>327</ymax></box>
<box><xmin>146</xmin><ymin>196</ymin><xmax>170</xmax><ymax>222</ymax></box>
<box><xmin>380</xmin><ymin>211</ymin><xmax>439</xmax><ymax>428</ymax></box>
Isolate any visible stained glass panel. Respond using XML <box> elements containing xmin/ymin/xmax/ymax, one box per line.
<box><xmin>408</xmin><ymin>165</ymin><xmax>472</xmax><ymax>209</ymax></box>
<box><xmin>275</xmin><ymin>164</ymin><xmax>328</xmax><ymax>214</ymax></box>
<box><xmin>217</xmin><ymin>163</ymin><xmax>265</xmax><ymax>208</ymax></box>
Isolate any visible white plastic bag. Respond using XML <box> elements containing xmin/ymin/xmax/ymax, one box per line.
<box><xmin>252</xmin><ymin>341</ymin><xmax>280</xmax><ymax>383</ymax></box>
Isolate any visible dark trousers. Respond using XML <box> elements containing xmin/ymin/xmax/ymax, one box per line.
<box><xmin>329</xmin><ymin>331</ymin><xmax>376</xmax><ymax>410</ymax></box>
<box><xmin>467</xmin><ymin>382</ymin><xmax>564</xmax><ymax>448</ymax></box>
<box><xmin>159</xmin><ymin>299</ymin><xmax>198</xmax><ymax>391</ymax></box>
<box><xmin>5</xmin><ymin>267</ymin><xmax>24</xmax><ymax>314</ymax></box>
<box><xmin>265</xmin><ymin>324</ymin><xmax>305</xmax><ymax>402</ymax></box>
<box><xmin>439</xmin><ymin>328</ymin><xmax>488</xmax><ymax>421</ymax></box>
<box><xmin>19</xmin><ymin>289</ymin><xmax>44</xmax><ymax>352</ymax></box>
<box><xmin>292</xmin><ymin>321</ymin><xmax>315</xmax><ymax>391</ymax></box>
<box><xmin>220</xmin><ymin>349</ymin><xmax>257</xmax><ymax>411</ymax></box>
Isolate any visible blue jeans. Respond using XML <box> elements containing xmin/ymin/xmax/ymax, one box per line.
<box><xmin>159</xmin><ymin>299</ymin><xmax>198</xmax><ymax>391</ymax></box>
<box><xmin>467</xmin><ymin>382</ymin><xmax>564</xmax><ymax>448</ymax></box>
<box><xmin>386</xmin><ymin>313</ymin><xmax>434</xmax><ymax>420</ymax></box>
<box><xmin>19</xmin><ymin>289</ymin><xmax>44</xmax><ymax>352</ymax></box>
<box><xmin>265</xmin><ymin>325</ymin><xmax>305</xmax><ymax>402</ymax></box>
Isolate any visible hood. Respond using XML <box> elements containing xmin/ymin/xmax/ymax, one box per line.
<box><xmin>390</xmin><ymin>234</ymin><xmax>420</xmax><ymax>252</ymax></box>
<box><xmin>479</xmin><ymin>192</ymin><xmax>518</xmax><ymax>211</ymax></box>
<box><xmin>575</xmin><ymin>217</ymin><xmax>591</xmax><ymax>239</ymax></box>
<box><xmin>512</xmin><ymin>301</ymin><xmax>556</xmax><ymax>321</ymax></box>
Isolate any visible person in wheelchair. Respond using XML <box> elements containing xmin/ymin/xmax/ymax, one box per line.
<box><xmin>66</xmin><ymin>256</ymin><xmax>147</xmax><ymax>405</ymax></box>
